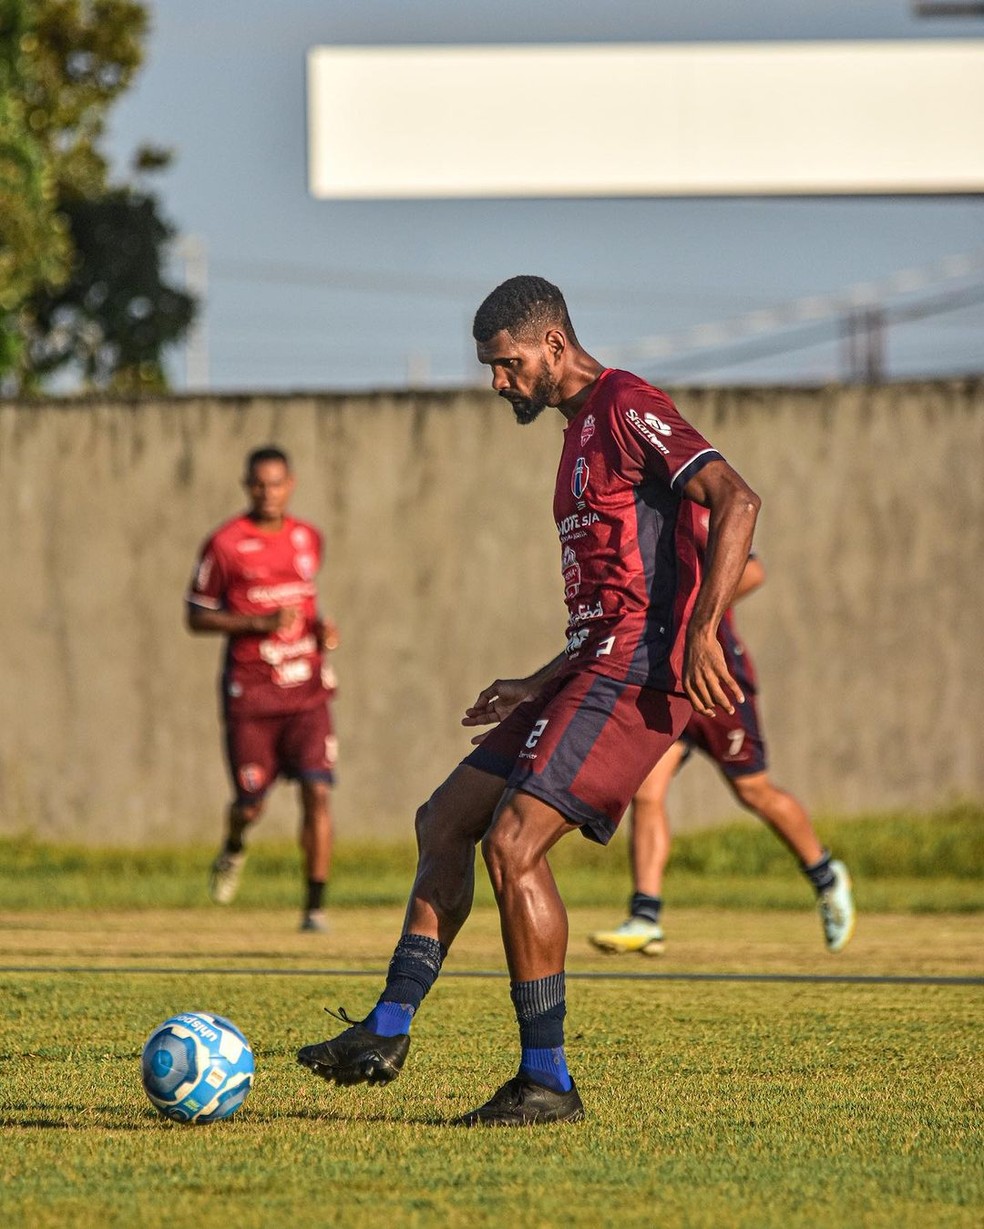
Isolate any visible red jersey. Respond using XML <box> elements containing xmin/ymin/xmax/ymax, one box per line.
<box><xmin>555</xmin><ymin>369</ymin><xmax>723</xmax><ymax>693</ymax></box>
<box><xmin>187</xmin><ymin>513</ymin><xmax>330</xmax><ymax>716</ymax></box>
<box><xmin>692</xmin><ymin>506</ymin><xmax>759</xmax><ymax>697</ymax></box>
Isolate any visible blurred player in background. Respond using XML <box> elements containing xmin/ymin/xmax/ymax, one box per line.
<box><xmin>589</xmin><ymin>522</ymin><xmax>855</xmax><ymax>958</ymax></box>
<box><xmin>186</xmin><ymin>446</ymin><xmax>339</xmax><ymax>933</ymax></box>
<box><xmin>298</xmin><ymin>275</ymin><xmax>761</xmax><ymax>1126</ymax></box>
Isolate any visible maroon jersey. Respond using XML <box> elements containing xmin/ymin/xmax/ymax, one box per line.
<box><xmin>187</xmin><ymin>514</ymin><xmax>330</xmax><ymax>716</ymax></box>
<box><xmin>692</xmin><ymin>506</ymin><xmax>759</xmax><ymax>697</ymax></box>
<box><xmin>555</xmin><ymin>369</ymin><xmax>723</xmax><ymax>693</ymax></box>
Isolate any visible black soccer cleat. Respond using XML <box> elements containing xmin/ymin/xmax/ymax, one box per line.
<box><xmin>297</xmin><ymin>1013</ymin><xmax>410</xmax><ymax>1087</ymax></box>
<box><xmin>454</xmin><ymin>1075</ymin><xmax>585</xmax><ymax>1127</ymax></box>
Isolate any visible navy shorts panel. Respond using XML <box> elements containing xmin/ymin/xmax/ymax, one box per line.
<box><xmin>462</xmin><ymin>668</ymin><xmax>691</xmax><ymax>844</ymax></box>
<box><xmin>224</xmin><ymin>703</ymin><xmax>336</xmax><ymax>803</ymax></box>
<box><xmin>681</xmin><ymin>690</ymin><xmax>767</xmax><ymax>779</ymax></box>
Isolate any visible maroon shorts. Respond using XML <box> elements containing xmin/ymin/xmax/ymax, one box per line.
<box><xmin>680</xmin><ymin>689</ymin><xmax>766</xmax><ymax>779</ymax></box>
<box><xmin>224</xmin><ymin>703</ymin><xmax>336</xmax><ymax>803</ymax></box>
<box><xmin>463</xmin><ymin>668</ymin><xmax>691</xmax><ymax>844</ymax></box>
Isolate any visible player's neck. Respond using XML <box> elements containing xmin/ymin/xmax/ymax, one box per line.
<box><xmin>556</xmin><ymin>353</ymin><xmax>606</xmax><ymax>421</ymax></box>
<box><xmin>247</xmin><ymin>511</ymin><xmax>287</xmax><ymax>533</ymax></box>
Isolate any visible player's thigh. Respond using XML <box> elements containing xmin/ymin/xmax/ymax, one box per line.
<box><xmin>416</xmin><ymin>762</ymin><xmax>508</xmax><ymax>849</ymax></box>
<box><xmin>508</xmin><ymin>671</ymin><xmax>692</xmax><ymax>845</ymax></box>
<box><xmin>634</xmin><ymin>739</ymin><xmax>687</xmax><ymax>805</ymax></box>
<box><xmin>279</xmin><ymin>703</ymin><xmax>336</xmax><ymax>783</ymax></box>
<box><xmin>224</xmin><ymin>712</ymin><xmax>280</xmax><ymax>801</ymax></box>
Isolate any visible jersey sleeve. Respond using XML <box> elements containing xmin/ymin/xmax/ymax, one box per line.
<box><xmin>186</xmin><ymin>535</ymin><xmax>227</xmax><ymax>611</ymax></box>
<box><xmin>609</xmin><ymin>380</ymin><xmax>723</xmax><ymax>493</ymax></box>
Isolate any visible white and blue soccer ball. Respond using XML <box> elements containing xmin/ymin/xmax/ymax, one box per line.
<box><xmin>141</xmin><ymin>1011</ymin><xmax>254</xmax><ymax>1123</ymax></box>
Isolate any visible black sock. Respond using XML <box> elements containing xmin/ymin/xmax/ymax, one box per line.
<box><xmin>305</xmin><ymin>880</ymin><xmax>325</xmax><ymax>912</ymax></box>
<box><xmin>629</xmin><ymin>892</ymin><xmax>662</xmax><ymax>923</ymax></box>
<box><xmin>803</xmin><ymin>850</ymin><xmax>836</xmax><ymax>894</ymax></box>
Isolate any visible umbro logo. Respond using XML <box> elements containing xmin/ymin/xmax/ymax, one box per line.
<box><xmin>643</xmin><ymin>412</ymin><xmax>672</xmax><ymax>436</ymax></box>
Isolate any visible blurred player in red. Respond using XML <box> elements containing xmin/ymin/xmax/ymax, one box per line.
<box><xmin>298</xmin><ymin>275</ymin><xmax>763</xmax><ymax>1125</ymax></box>
<box><xmin>589</xmin><ymin>515</ymin><xmax>855</xmax><ymax>957</ymax></box>
<box><xmin>186</xmin><ymin>446</ymin><xmax>339</xmax><ymax>933</ymax></box>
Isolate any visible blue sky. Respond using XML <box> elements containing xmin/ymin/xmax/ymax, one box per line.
<box><xmin>106</xmin><ymin>1</ymin><xmax>984</xmax><ymax>391</ymax></box>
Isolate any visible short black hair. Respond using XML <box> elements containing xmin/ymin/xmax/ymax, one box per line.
<box><xmin>472</xmin><ymin>275</ymin><xmax>576</xmax><ymax>344</ymax></box>
<box><xmin>245</xmin><ymin>445</ymin><xmax>290</xmax><ymax>476</ymax></box>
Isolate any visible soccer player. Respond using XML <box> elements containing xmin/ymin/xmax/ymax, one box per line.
<box><xmin>186</xmin><ymin>446</ymin><xmax>339</xmax><ymax>933</ymax></box>
<box><xmin>588</xmin><ymin>522</ymin><xmax>855</xmax><ymax>958</ymax></box>
<box><xmin>297</xmin><ymin>275</ymin><xmax>761</xmax><ymax>1125</ymax></box>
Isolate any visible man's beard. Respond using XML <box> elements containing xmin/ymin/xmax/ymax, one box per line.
<box><xmin>505</xmin><ymin>363</ymin><xmax>554</xmax><ymax>425</ymax></box>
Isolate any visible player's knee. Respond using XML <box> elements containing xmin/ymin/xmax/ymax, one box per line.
<box><xmin>301</xmin><ymin>779</ymin><xmax>331</xmax><ymax>808</ymax></box>
<box><xmin>480</xmin><ymin>803</ymin><xmax>531</xmax><ymax>889</ymax></box>
<box><xmin>730</xmin><ymin>772</ymin><xmax>772</xmax><ymax>811</ymax></box>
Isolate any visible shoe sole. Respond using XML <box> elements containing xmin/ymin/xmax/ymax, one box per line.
<box><xmin>588</xmin><ymin>937</ymin><xmax>665</xmax><ymax>956</ymax></box>
<box><xmin>456</xmin><ymin>1105</ymin><xmax>586</xmax><ymax>1127</ymax></box>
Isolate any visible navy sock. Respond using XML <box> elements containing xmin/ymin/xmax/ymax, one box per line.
<box><xmin>512</xmin><ymin>973</ymin><xmax>572</xmax><ymax>1093</ymax></box>
<box><xmin>803</xmin><ymin>850</ymin><xmax>836</xmax><ymax>895</ymax></box>
<box><xmin>364</xmin><ymin>933</ymin><xmax>447</xmax><ymax>1036</ymax></box>
<box><xmin>629</xmin><ymin>891</ymin><xmax>662</xmax><ymax>923</ymax></box>
<box><xmin>305</xmin><ymin>880</ymin><xmax>325</xmax><ymax>912</ymax></box>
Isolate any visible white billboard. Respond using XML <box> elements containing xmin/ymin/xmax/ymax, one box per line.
<box><xmin>307</xmin><ymin>41</ymin><xmax>984</xmax><ymax>198</ymax></box>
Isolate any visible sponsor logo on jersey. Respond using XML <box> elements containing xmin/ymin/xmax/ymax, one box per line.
<box><xmin>562</xmin><ymin>545</ymin><xmax>582</xmax><ymax>599</ymax></box>
<box><xmin>259</xmin><ymin>633</ymin><xmax>318</xmax><ymax>665</ymax></box>
<box><xmin>625</xmin><ymin>407</ymin><xmax>670</xmax><ymax>456</ymax></box>
<box><xmin>565</xmin><ymin>627</ymin><xmax>590</xmax><ymax>655</ymax></box>
<box><xmin>274</xmin><ymin>659</ymin><xmax>313</xmax><ymax>687</ymax></box>
<box><xmin>644</xmin><ymin>411</ymin><xmax>672</xmax><ymax>436</ymax></box>
<box><xmin>579</xmin><ymin>414</ymin><xmax>596</xmax><ymax>447</ymax></box>
<box><xmin>572</xmin><ymin>599</ymin><xmax>604</xmax><ymax>623</ymax></box>
<box><xmin>571</xmin><ymin>456</ymin><xmax>590</xmax><ymax>499</ymax></box>
<box><xmin>245</xmin><ymin>580</ymin><xmax>315</xmax><ymax>605</ymax></box>
<box><xmin>556</xmin><ymin>510</ymin><xmax>600</xmax><ymax>538</ymax></box>
<box><xmin>236</xmin><ymin>539</ymin><xmax>264</xmax><ymax>553</ymax></box>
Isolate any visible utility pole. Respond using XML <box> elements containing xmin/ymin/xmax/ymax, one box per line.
<box><xmin>841</xmin><ymin>307</ymin><xmax>886</xmax><ymax>383</ymax></box>
<box><xmin>175</xmin><ymin>235</ymin><xmax>209</xmax><ymax>390</ymax></box>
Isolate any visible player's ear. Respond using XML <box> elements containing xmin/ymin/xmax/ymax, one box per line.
<box><xmin>544</xmin><ymin>327</ymin><xmax>566</xmax><ymax>361</ymax></box>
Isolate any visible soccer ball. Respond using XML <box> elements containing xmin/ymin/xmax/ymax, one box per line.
<box><xmin>141</xmin><ymin>1011</ymin><xmax>254</xmax><ymax>1123</ymax></box>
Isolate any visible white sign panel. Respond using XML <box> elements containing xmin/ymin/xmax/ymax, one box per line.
<box><xmin>307</xmin><ymin>41</ymin><xmax>984</xmax><ymax>198</ymax></box>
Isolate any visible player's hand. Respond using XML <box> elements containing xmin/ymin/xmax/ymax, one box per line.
<box><xmin>315</xmin><ymin>617</ymin><xmax>340</xmax><ymax>651</ymax></box>
<box><xmin>683</xmin><ymin>628</ymin><xmax>743</xmax><ymax>718</ymax></box>
<box><xmin>462</xmin><ymin>677</ymin><xmax>537</xmax><ymax>732</ymax></box>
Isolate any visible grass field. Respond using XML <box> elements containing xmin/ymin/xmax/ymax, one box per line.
<box><xmin>1</xmin><ymin>809</ymin><xmax>981</xmax><ymax>1227</ymax></box>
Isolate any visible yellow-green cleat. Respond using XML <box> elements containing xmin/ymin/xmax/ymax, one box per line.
<box><xmin>588</xmin><ymin>917</ymin><xmax>665</xmax><ymax>956</ymax></box>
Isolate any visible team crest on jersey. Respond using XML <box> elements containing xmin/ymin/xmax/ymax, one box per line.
<box><xmin>294</xmin><ymin>552</ymin><xmax>316</xmax><ymax>579</ymax></box>
<box><xmin>238</xmin><ymin>763</ymin><xmax>266</xmax><ymax>793</ymax></box>
<box><xmin>562</xmin><ymin>545</ymin><xmax>582</xmax><ymax>599</ymax></box>
<box><xmin>571</xmin><ymin>457</ymin><xmax>590</xmax><ymax>500</ymax></box>
<box><xmin>579</xmin><ymin>414</ymin><xmax>596</xmax><ymax>447</ymax></box>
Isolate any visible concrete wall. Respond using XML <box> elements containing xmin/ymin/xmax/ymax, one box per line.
<box><xmin>0</xmin><ymin>380</ymin><xmax>981</xmax><ymax>845</ymax></box>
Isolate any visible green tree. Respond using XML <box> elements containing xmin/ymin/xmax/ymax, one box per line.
<box><xmin>1</xmin><ymin>0</ymin><xmax>195</xmax><ymax>393</ymax></box>
<box><xmin>0</xmin><ymin>0</ymin><xmax>70</xmax><ymax>376</ymax></box>
<box><xmin>25</xmin><ymin>180</ymin><xmax>195</xmax><ymax>392</ymax></box>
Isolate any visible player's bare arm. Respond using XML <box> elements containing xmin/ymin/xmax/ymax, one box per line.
<box><xmin>462</xmin><ymin>651</ymin><xmax>569</xmax><ymax>732</ymax></box>
<box><xmin>681</xmin><ymin>459</ymin><xmax>761</xmax><ymax>717</ymax></box>
<box><xmin>733</xmin><ymin>555</ymin><xmax>766</xmax><ymax>603</ymax></box>
<box><xmin>186</xmin><ymin>605</ymin><xmax>298</xmax><ymax>636</ymax></box>
<box><xmin>315</xmin><ymin>616</ymin><xmax>340</xmax><ymax>652</ymax></box>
